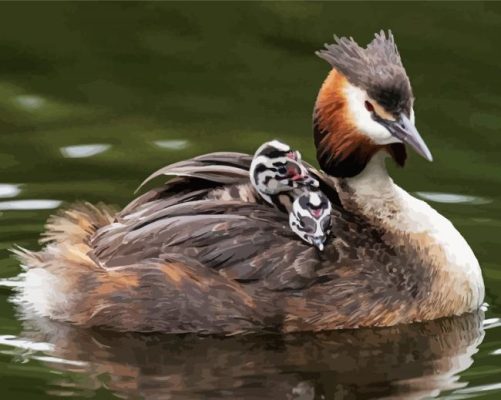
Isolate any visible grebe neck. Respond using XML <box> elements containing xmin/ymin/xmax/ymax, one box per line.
<box><xmin>337</xmin><ymin>152</ymin><xmax>399</xmax><ymax>225</ymax></box>
<box><xmin>333</xmin><ymin>151</ymin><xmax>484</xmax><ymax>314</ymax></box>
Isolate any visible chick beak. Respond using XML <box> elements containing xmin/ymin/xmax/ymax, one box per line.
<box><xmin>385</xmin><ymin>114</ymin><xmax>433</xmax><ymax>162</ymax></box>
<box><xmin>311</xmin><ymin>237</ymin><xmax>325</xmax><ymax>251</ymax></box>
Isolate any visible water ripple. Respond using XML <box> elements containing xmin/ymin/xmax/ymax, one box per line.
<box><xmin>0</xmin><ymin>335</ymin><xmax>54</xmax><ymax>353</ymax></box>
<box><xmin>454</xmin><ymin>382</ymin><xmax>501</xmax><ymax>394</ymax></box>
<box><xmin>60</xmin><ymin>144</ymin><xmax>111</xmax><ymax>158</ymax></box>
<box><xmin>483</xmin><ymin>317</ymin><xmax>501</xmax><ymax>330</ymax></box>
<box><xmin>0</xmin><ymin>334</ymin><xmax>89</xmax><ymax>369</ymax></box>
<box><xmin>416</xmin><ymin>192</ymin><xmax>491</xmax><ymax>205</ymax></box>
<box><xmin>0</xmin><ymin>184</ymin><xmax>21</xmax><ymax>199</ymax></box>
<box><xmin>14</xmin><ymin>95</ymin><xmax>46</xmax><ymax>111</ymax></box>
<box><xmin>153</xmin><ymin>139</ymin><xmax>189</xmax><ymax>150</ymax></box>
<box><xmin>31</xmin><ymin>355</ymin><xmax>87</xmax><ymax>367</ymax></box>
<box><xmin>0</xmin><ymin>199</ymin><xmax>61</xmax><ymax>211</ymax></box>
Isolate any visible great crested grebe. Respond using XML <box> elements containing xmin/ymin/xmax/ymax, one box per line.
<box><xmin>249</xmin><ymin>140</ymin><xmax>331</xmax><ymax>250</ymax></box>
<box><xmin>14</xmin><ymin>31</ymin><xmax>484</xmax><ymax>334</ymax></box>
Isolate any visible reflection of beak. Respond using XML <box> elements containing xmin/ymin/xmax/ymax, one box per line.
<box><xmin>311</xmin><ymin>236</ymin><xmax>326</xmax><ymax>251</ymax></box>
<box><xmin>383</xmin><ymin>114</ymin><xmax>433</xmax><ymax>162</ymax></box>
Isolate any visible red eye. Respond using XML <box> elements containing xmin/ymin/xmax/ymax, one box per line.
<box><xmin>364</xmin><ymin>101</ymin><xmax>374</xmax><ymax>113</ymax></box>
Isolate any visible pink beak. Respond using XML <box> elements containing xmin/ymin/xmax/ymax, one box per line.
<box><xmin>311</xmin><ymin>209</ymin><xmax>322</xmax><ymax>218</ymax></box>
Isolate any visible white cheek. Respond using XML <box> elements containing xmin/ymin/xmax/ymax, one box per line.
<box><xmin>410</xmin><ymin>107</ymin><xmax>415</xmax><ymax>125</ymax></box>
<box><xmin>344</xmin><ymin>84</ymin><xmax>399</xmax><ymax>145</ymax></box>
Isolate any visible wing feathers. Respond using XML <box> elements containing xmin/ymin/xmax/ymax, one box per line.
<box><xmin>90</xmin><ymin>150</ymin><xmax>341</xmax><ymax>291</ymax></box>
<box><xmin>137</xmin><ymin>152</ymin><xmax>252</xmax><ymax>191</ymax></box>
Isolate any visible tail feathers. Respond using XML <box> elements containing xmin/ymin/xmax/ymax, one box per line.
<box><xmin>12</xmin><ymin>246</ymin><xmax>47</xmax><ymax>271</ymax></box>
<box><xmin>41</xmin><ymin>202</ymin><xmax>115</xmax><ymax>245</ymax></box>
<box><xmin>11</xmin><ymin>202</ymin><xmax>117</xmax><ymax>321</ymax></box>
<box><xmin>12</xmin><ymin>202</ymin><xmax>115</xmax><ymax>271</ymax></box>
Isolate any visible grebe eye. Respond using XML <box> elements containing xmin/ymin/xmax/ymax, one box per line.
<box><xmin>277</xmin><ymin>166</ymin><xmax>287</xmax><ymax>175</ymax></box>
<box><xmin>365</xmin><ymin>101</ymin><xmax>374</xmax><ymax>113</ymax></box>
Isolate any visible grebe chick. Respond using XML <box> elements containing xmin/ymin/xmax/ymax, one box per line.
<box><xmin>250</xmin><ymin>140</ymin><xmax>318</xmax><ymax>205</ymax></box>
<box><xmin>250</xmin><ymin>140</ymin><xmax>331</xmax><ymax>250</ymax></box>
<box><xmin>290</xmin><ymin>191</ymin><xmax>332</xmax><ymax>251</ymax></box>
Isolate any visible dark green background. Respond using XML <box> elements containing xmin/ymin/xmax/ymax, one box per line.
<box><xmin>1</xmin><ymin>2</ymin><xmax>501</xmax><ymax>399</ymax></box>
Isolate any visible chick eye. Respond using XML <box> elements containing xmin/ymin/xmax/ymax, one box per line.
<box><xmin>364</xmin><ymin>101</ymin><xmax>374</xmax><ymax>113</ymax></box>
<box><xmin>277</xmin><ymin>166</ymin><xmax>287</xmax><ymax>175</ymax></box>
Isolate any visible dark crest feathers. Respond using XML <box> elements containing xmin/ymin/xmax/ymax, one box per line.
<box><xmin>316</xmin><ymin>30</ymin><xmax>413</xmax><ymax>114</ymax></box>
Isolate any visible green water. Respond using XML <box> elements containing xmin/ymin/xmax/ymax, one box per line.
<box><xmin>1</xmin><ymin>2</ymin><xmax>501</xmax><ymax>399</ymax></box>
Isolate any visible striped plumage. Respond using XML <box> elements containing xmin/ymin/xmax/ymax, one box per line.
<box><xmin>249</xmin><ymin>140</ymin><xmax>331</xmax><ymax>250</ymax></box>
<box><xmin>289</xmin><ymin>191</ymin><xmax>332</xmax><ymax>251</ymax></box>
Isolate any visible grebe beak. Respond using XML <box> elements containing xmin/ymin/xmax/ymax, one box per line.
<box><xmin>312</xmin><ymin>237</ymin><xmax>325</xmax><ymax>251</ymax></box>
<box><xmin>385</xmin><ymin>114</ymin><xmax>433</xmax><ymax>162</ymax></box>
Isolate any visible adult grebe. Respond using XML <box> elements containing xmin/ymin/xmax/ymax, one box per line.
<box><xmin>14</xmin><ymin>31</ymin><xmax>484</xmax><ymax>334</ymax></box>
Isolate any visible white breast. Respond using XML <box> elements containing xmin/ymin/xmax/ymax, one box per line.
<box><xmin>395</xmin><ymin>187</ymin><xmax>484</xmax><ymax>309</ymax></box>
<box><xmin>343</xmin><ymin>153</ymin><xmax>485</xmax><ymax>312</ymax></box>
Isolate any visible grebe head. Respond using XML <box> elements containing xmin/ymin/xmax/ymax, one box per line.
<box><xmin>250</xmin><ymin>140</ymin><xmax>318</xmax><ymax>201</ymax></box>
<box><xmin>289</xmin><ymin>191</ymin><xmax>332</xmax><ymax>251</ymax></box>
<box><xmin>314</xmin><ymin>30</ymin><xmax>432</xmax><ymax>178</ymax></box>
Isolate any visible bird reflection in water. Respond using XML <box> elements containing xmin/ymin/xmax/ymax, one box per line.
<box><xmin>14</xmin><ymin>312</ymin><xmax>484</xmax><ymax>400</ymax></box>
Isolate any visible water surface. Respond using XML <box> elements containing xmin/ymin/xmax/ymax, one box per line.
<box><xmin>1</xmin><ymin>2</ymin><xmax>501</xmax><ymax>399</ymax></box>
